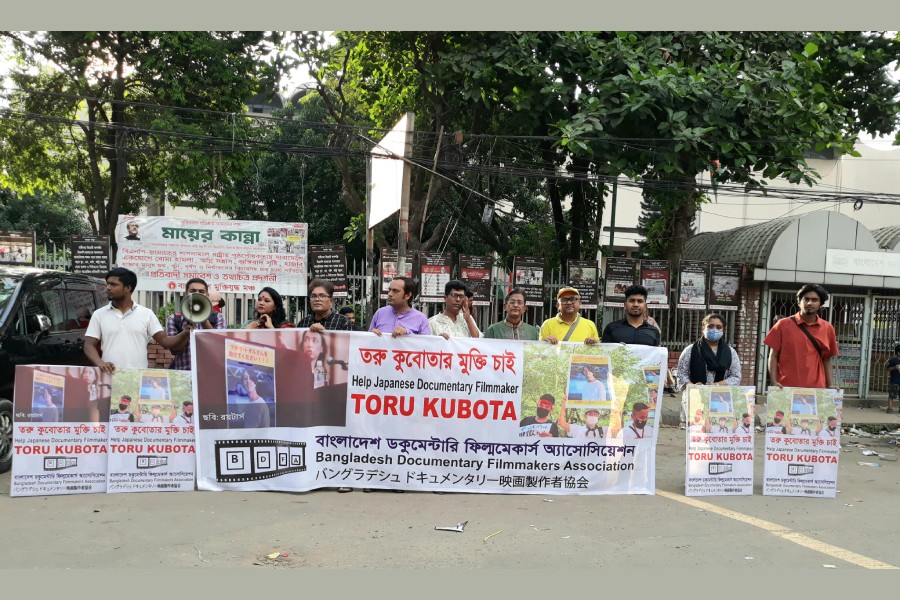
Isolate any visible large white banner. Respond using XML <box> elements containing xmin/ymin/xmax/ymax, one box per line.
<box><xmin>762</xmin><ymin>387</ymin><xmax>842</xmax><ymax>498</ymax></box>
<box><xmin>11</xmin><ymin>366</ymin><xmax>196</xmax><ymax>496</ymax></box>
<box><xmin>192</xmin><ymin>330</ymin><xmax>668</xmax><ymax>495</ymax></box>
<box><xmin>684</xmin><ymin>385</ymin><xmax>756</xmax><ymax>496</ymax></box>
<box><xmin>115</xmin><ymin>216</ymin><xmax>308</xmax><ymax>296</ymax></box>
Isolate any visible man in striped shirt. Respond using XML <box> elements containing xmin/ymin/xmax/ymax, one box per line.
<box><xmin>296</xmin><ymin>279</ymin><xmax>354</xmax><ymax>332</ymax></box>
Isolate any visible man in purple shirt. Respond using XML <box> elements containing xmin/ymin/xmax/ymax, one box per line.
<box><xmin>370</xmin><ymin>276</ymin><xmax>431</xmax><ymax>337</ymax></box>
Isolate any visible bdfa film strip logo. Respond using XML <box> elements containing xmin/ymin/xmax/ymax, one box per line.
<box><xmin>43</xmin><ymin>456</ymin><xmax>78</xmax><ymax>471</ymax></box>
<box><xmin>215</xmin><ymin>439</ymin><xmax>306</xmax><ymax>483</ymax></box>
<box><xmin>708</xmin><ymin>462</ymin><xmax>733</xmax><ymax>475</ymax></box>
<box><xmin>787</xmin><ymin>463</ymin><xmax>815</xmax><ymax>476</ymax></box>
<box><xmin>137</xmin><ymin>455</ymin><xmax>169</xmax><ymax>469</ymax></box>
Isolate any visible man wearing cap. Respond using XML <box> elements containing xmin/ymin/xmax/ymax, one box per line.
<box><xmin>766</xmin><ymin>410</ymin><xmax>788</xmax><ymax>434</ymax></box>
<box><xmin>539</xmin><ymin>287</ymin><xmax>599</xmax><ymax>345</ymax></box>
<box><xmin>557</xmin><ymin>398</ymin><xmax>606</xmax><ymax>439</ymax></box>
<box><xmin>734</xmin><ymin>412</ymin><xmax>753</xmax><ymax>434</ymax></box>
<box><xmin>171</xmin><ymin>401</ymin><xmax>194</xmax><ymax>425</ymax></box>
<box><xmin>109</xmin><ymin>395</ymin><xmax>137</xmax><ymax>422</ymax></box>
<box><xmin>601</xmin><ymin>284</ymin><xmax>660</xmax><ymax>346</ymax></box>
<box><xmin>711</xmin><ymin>416</ymin><xmax>731</xmax><ymax>433</ymax></box>
<box><xmin>791</xmin><ymin>418</ymin><xmax>815</xmax><ymax>437</ymax></box>
<box><xmin>519</xmin><ymin>393</ymin><xmax>560</xmax><ymax>437</ymax></box>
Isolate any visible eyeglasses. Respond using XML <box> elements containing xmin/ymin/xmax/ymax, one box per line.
<box><xmin>506</xmin><ymin>300</ymin><xmax>524</xmax><ymax>306</ymax></box>
<box><xmin>559</xmin><ymin>297</ymin><xmax>580</xmax><ymax>304</ymax></box>
<box><xmin>310</xmin><ymin>293</ymin><xmax>331</xmax><ymax>300</ymax></box>
<box><xmin>449</xmin><ymin>293</ymin><xmax>467</xmax><ymax>300</ymax></box>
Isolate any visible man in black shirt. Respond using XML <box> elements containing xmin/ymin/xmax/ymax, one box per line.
<box><xmin>519</xmin><ymin>393</ymin><xmax>560</xmax><ymax>437</ymax></box>
<box><xmin>601</xmin><ymin>284</ymin><xmax>661</xmax><ymax>346</ymax></box>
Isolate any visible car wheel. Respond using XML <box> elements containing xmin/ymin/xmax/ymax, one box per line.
<box><xmin>0</xmin><ymin>398</ymin><xmax>12</xmax><ymax>474</ymax></box>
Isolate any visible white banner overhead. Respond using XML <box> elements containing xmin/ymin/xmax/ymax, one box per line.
<box><xmin>115</xmin><ymin>216</ymin><xmax>308</xmax><ymax>296</ymax></box>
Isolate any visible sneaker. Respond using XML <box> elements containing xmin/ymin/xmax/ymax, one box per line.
<box><xmin>337</xmin><ymin>487</ymin><xmax>352</xmax><ymax>493</ymax></box>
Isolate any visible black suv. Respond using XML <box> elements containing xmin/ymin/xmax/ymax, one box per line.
<box><xmin>0</xmin><ymin>266</ymin><xmax>107</xmax><ymax>473</ymax></box>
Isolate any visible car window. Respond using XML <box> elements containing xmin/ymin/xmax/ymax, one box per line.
<box><xmin>64</xmin><ymin>289</ymin><xmax>97</xmax><ymax>330</ymax></box>
<box><xmin>23</xmin><ymin>277</ymin><xmax>65</xmax><ymax>334</ymax></box>
<box><xmin>0</xmin><ymin>274</ymin><xmax>23</xmax><ymax>316</ymax></box>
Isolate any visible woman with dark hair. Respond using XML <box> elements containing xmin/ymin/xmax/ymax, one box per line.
<box><xmin>301</xmin><ymin>329</ymin><xmax>329</xmax><ymax>389</ymax></box>
<box><xmin>676</xmin><ymin>313</ymin><xmax>742</xmax><ymax>424</ymax></box>
<box><xmin>242</xmin><ymin>287</ymin><xmax>291</xmax><ymax>329</ymax></box>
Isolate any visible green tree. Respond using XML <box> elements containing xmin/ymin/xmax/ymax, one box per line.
<box><xmin>0</xmin><ymin>186</ymin><xmax>91</xmax><ymax>242</ymax></box>
<box><xmin>0</xmin><ymin>31</ymin><xmax>280</xmax><ymax>245</ymax></box>
<box><xmin>552</xmin><ymin>32</ymin><xmax>900</xmax><ymax>262</ymax></box>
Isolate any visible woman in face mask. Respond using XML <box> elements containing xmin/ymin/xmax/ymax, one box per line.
<box><xmin>675</xmin><ymin>313</ymin><xmax>742</xmax><ymax>425</ymax></box>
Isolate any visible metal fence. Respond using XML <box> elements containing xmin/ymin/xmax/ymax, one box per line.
<box><xmin>33</xmin><ymin>241</ymin><xmax>722</xmax><ymax>348</ymax></box>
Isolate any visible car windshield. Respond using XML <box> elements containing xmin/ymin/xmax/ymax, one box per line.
<box><xmin>0</xmin><ymin>274</ymin><xmax>23</xmax><ymax>316</ymax></box>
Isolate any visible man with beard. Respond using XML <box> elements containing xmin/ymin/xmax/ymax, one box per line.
<box><xmin>540</xmin><ymin>287</ymin><xmax>599</xmax><ymax>345</ymax></box>
<box><xmin>370</xmin><ymin>277</ymin><xmax>431</xmax><ymax>337</ymax></box>
<box><xmin>519</xmin><ymin>394</ymin><xmax>560</xmax><ymax>437</ymax></box>
<box><xmin>617</xmin><ymin>402</ymin><xmax>654</xmax><ymax>440</ymax></box>
<box><xmin>109</xmin><ymin>395</ymin><xmax>136</xmax><ymax>422</ymax></box>
<box><xmin>766</xmin><ymin>410</ymin><xmax>788</xmax><ymax>434</ymax></box>
<box><xmin>601</xmin><ymin>285</ymin><xmax>661</xmax><ymax>346</ymax></box>
<box><xmin>765</xmin><ymin>284</ymin><xmax>838</xmax><ymax>389</ymax></box>
<box><xmin>171</xmin><ymin>400</ymin><xmax>194</xmax><ymax>425</ymax></box>
<box><xmin>818</xmin><ymin>416</ymin><xmax>840</xmax><ymax>440</ymax></box>
<box><xmin>733</xmin><ymin>412</ymin><xmax>753</xmax><ymax>434</ymax></box>
<box><xmin>688</xmin><ymin>409</ymin><xmax>707</xmax><ymax>433</ymax></box>
<box><xmin>484</xmin><ymin>288</ymin><xmax>539</xmax><ymax>341</ymax></box>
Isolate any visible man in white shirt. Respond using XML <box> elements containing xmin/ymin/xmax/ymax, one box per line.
<box><xmin>171</xmin><ymin>400</ymin><xmax>194</xmax><ymax>425</ymax></box>
<box><xmin>429</xmin><ymin>280</ymin><xmax>481</xmax><ymax>339</ymax></box>
<box><xmin>791</xmin><ymin>418</ymin><xmax>815</xmax><ymax>437</ymax></box>
<box><xmin>141</xmin><ymin>404</ymin><xmax>167</xmax><ymax>423</ymax></box>
<box><xmin>85</xmin><ymin>267</ymin><xmax>188</xmax><ymax>373</ymax></box>
<box><xmin>818</xmin><ymin>416</ymin><xmax>840</xmax><ymax>440</ymax></box>
<box><xmin>733</xmin><ymin>412</ymin><xmax>753</xmax><ymax>434</ymax></box>
<box><xmin>618</xmin><ymin>402</ymin><xmax>654</xmax><ymax>440</ymax></box>
<box><xmin>711</xmin><ymin>416</ymin><xmax>731</xmax><ymax>434</ymax></box>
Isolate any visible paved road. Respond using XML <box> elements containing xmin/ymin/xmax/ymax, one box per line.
<box><xmin>2</xmin><ymin>424</ymin><xmax>897</xmax><ymax>570</ymax></box>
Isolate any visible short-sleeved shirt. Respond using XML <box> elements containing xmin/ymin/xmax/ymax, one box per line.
<box><xmin>539</xmin><ymin>314</ymin><xmax>599</xmax><ymax>343</ymax></box>
<box><xmin>86</xmin><ymin>303</ymin><xmax>163</xmax><ymax>370</ymax></box>
<box><xmin>483</xmin><ymin>320</ymin><xmax>540</xmax><ymax>341</ymax></box>
<box><xmin>519</xmin><ymin>416</ymin><xmax>559</xmax><ymax>437</ymax></box>
<box><xmin>601</xmin><ymin>319</ymin><xmax>661</xmax><ymax>346</ymax></box>
<box><xmin>763</xmin><ymin>313</ymin><xmax>838</xmax><ymax>388</ymax></box>
<box><xmin>369</xmin><ymin>305</ymin><xmax>431</xmax><ymax>335</ymax></box>
<box><xmin>888</xmin><ymin>357</ymin><xmax>900</xmax><ymax>385</ymax></box>
<box><xmin>429</xmin><ymin>312</ymin><xmax>480</xmax><ymax>338</ymax></box>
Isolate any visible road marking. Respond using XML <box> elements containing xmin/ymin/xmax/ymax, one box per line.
<box><xmin>656</xmin><ymin>490</ymin><xmax>898</xmax><ymax>569</ymax></box>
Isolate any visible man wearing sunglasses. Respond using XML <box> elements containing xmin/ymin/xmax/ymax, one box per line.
<box><xmin>539</xmin><ymin>287</ymin><xmax>599</xmax><ymax>345</ymax></box>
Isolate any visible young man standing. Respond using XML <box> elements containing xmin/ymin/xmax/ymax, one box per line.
<box><xmin>764</xmin><ymin>284</ymin><xmax>838</xmax><ymax>389</ymax></box>
<box><xmin>484</xmin><ymin>288</ymin><xmax>539</xmax><ymax>341</ymax></box>
<box><xmin>886</xmin><ymin>345</ymin><xmax>900</xmax><ymax>414</ymax></box>
<box><xmin>428</xmin><ymin>280</ymin><xmax>480</xmax><ymax>339</ymax></box>
<box><xmin>601</xmin><ymin>285</ymin><xmax>661</xmax><ymax>346</ymax></box>
<box><xmin>539</xmin><ymin>287</ymin><xmax>599</xmax><ymax>345</ymax></box>
<box><xmin>85</xmin><ymin>267</ymin><xmax>188</xmax><ymax>373</ymax></box>
<box><xmin>369</xmin><ymin>277</ymin><xmax>431</xmax><ymax>337</ymax></box>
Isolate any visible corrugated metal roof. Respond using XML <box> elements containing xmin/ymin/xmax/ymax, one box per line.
<box><xmin>872</xmin><ymin>226</ymin><xmax>900</xmax><ymax>251</ymax></box>
<box><xmin>682</xmin><ymin>216</ymin><xmax>798</xmax><ymax>266</ymax></box>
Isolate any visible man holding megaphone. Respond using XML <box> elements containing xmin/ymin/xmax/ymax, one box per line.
<box><xmin>167</xmin><ymin>278</ymin><xmax>226</xmax><ymax>370</ymax></box>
